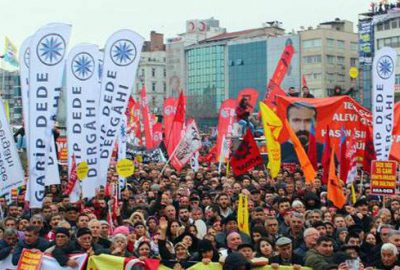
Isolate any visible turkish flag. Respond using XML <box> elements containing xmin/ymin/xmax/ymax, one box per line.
<box><xmin>230</xmin><ymin>130</ymin><xmax>263</xmax><ymax>176</ymax></box>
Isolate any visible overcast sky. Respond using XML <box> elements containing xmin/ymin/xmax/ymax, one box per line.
<box><xmin>0</xmin><ymin>0</ymin><xmax>372</xmax><ymax>50</ymax></box>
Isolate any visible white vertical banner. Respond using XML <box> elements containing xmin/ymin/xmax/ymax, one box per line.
<box><xmin>28</xmin><ymin>23</ymin><xmax>71</xmax><ymax>208</ymax></box>
<box><xmin>97</xmin><ymin>30</ymin><xmax>144</xmax><ymax>187</ymax></box>
<box><xmin>190</xmin><ymin>151</ymin><xmax>199</xmax><ymax>172</ymax></box>
<box><xmin>372</xmin><ymin>47</ymin><xmax>396</xmax><ymax>161</ymax></box>
<box><xmin>0</xmin><ymin>98</ymin><xmax>24</xmax><ymax>203</ymax></box>
<box><xmin>117</xmin><ymin>115</ymin><xmax>127</xmax><ymax>196</ymax></box>
<box><xmin>66</xmin><ymin>43</ymin><xmax>101</xmax><ymax>200</ymax></box>
<box><xmin>19</xmin><ymin>36</ymin><xmax>32</xmax><ymax>157</ymax></box>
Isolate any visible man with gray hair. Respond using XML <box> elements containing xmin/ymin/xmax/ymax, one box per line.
<box><xmin>373</xmin><ymin>243</ymin><xmax>400</xmax><ymax>269</ymax></box>
<box><xmin>389</xmin><ymin>230</ymin><xmax>400</xmax><ymax>252</ymax></box>
<box><xmin>294</xmin><ymin>227</ymin><xmax>319</xmax><ymax>257</ymax></box>
<box><xmin>0</xmin><ymin>228</ymin><xmax>18</xmax><ymax>260</ymax></box>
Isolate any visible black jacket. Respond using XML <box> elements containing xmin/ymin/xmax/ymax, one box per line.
<box><xmin>0</xmin><ymin>239</ymin><xmax>14</xmax><ymax>260</ymax></box>
<box><xmin>269</xmin><ymin>252</ymin><xmax>304</xmax><ymax>266</ymax></box>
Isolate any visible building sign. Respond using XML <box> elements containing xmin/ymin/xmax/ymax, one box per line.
<box><xmin>370</xmin><ymin>160</ymin><xmax>398</xmax><ymax>195</ymax></box>
<box><xmin>359</xmin><ymin>20</ymin><xmax>374</xmax><ymax>66</ymax></box>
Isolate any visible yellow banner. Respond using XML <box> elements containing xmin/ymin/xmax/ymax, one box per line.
<box><xmin>260</xmin><ymin>102</ymin><xmax>283</xmax><ymax>178</ymax></box>
<box><xmin>237</xmin><ymin>193</ymin><xmax>250</xmax><ymax>235</ymax></box>
<box><xmin>163</xmin><ymin>262</ymin><xmax>313</xmax><ymax>270</ymax></box>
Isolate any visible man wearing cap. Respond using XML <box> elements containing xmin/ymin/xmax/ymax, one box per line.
<box><xmin>71</xmin><ymin>227</ymin><xmax>102</xmax><ymax>255</ymax></box>
<box><xmin>269</xmin><ymin>237</ymin><xmax>304</xmax><ymax>266</ymax></box>
<box><xmin>215</xmin><ymin>214</ymin><xmax>251</xmax><ymax>248</ymax></box>
<box><xmin>50</xmin><ymin>227</ymin><xmax>79</xmax><ymax>268</ymax></box>
<box><xmin>352</xmin><ymin>198</ymin><xmax>372</xmax><ymax>233</ymax></box>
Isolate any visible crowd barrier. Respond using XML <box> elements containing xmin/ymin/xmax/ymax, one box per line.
<box><xmin>2</xmin><ymin>250</ymin><xmax>313</xmax><ymax>270</ymax></box>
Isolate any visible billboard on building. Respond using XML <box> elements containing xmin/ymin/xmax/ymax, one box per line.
<box><xmin>166</xmin><ymin>38</ymin><xmax>185</xmax><ymax>97</ymax></box>
<box><xmin>359</xmin><ymin>20</ymin><xmax>374</xmax><ymax>66</ymax></box>
<box><xmin>267</xmin><ymin>35</ymin><xmax>301</xmax><ymax>92</ymax></box>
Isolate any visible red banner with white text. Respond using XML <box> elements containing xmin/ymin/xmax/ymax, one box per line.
<box><xmin>215</xmin><ymin>99</ymin><xmax>237</xmax><ymax>162</ymax></box>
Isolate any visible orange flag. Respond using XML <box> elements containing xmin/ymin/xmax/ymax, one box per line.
<box><xmin>284</xmin><ymin>119</ymin><xmax>316</xmax><ymax>183</ymax></box>
<box><xmin>327</xmin><ymin>151</ymin><xmax>346</xmax><ymax>209</ymax></box>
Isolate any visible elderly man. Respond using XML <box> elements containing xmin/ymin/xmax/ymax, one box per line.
<box><xmin>0</xmin><ymin>228</ymin><xmax>18</xmax><ymax>260</ymax></box>
<box><xmin>304</xmin><ymin>236</ymin><xmax>334</xmax><ymax>270</ymax></box>
<box><xmin>219</xmin><ymin>231</ymin><xmax>243</xmax><ymax>258</ymax></box>
<box><xmin>373</xmin><ymin>243</ymin><xmax>400</xmax><ymax>269</ymax></box>
<box><xmin>269</xmin><ymin>237</ymin><xmax>304</xmax><ymax>266</ymax></box>
<box><xmin>294</xmin><ymin>227</ymin><xmax>319</xmax><ymax>257</ymax></box>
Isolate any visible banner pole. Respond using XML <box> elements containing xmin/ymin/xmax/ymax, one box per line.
<box><xmin>160</xmin><ymin>134</ymin><xmax>185</xmax><ymax>175</ymax></box>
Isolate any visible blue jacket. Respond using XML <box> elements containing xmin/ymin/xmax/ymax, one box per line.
<box><xmin>12</xmin><ymin>238</ymin><xmax>50</xmax><ymax>265</ymax></box>
<box><xmin>0</xmin><ymin>239</ymin><xmax>13</xmax><ymax>260</ymax></box>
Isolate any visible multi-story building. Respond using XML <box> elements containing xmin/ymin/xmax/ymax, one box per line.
<box><xmin>166</xmin><ymin>18</ymin><xmax>226</xmax><ymax>98</ymax></box>
<box><xmin>135</xmin><ymin>31</ymin><xmax>166</xmax><ymax>114</ymax></box>
<box><xmin>0</xmin><ymin>69</ymin><xmax>22</xmax><ymax>125</ymax></box>
<box><xmin>358</xmin><ymin>4</ymin><xmax>400</xmax><ymax>109</ymax></box>
<box><xmin>185</xmin><ymin>25</ymin><xmax>285</xmax><ymax>127</ymax></box>
<box><xmin>300</xmin><ymin>19</ymin><xmax>358</xmax><ymax>98</ymax></box>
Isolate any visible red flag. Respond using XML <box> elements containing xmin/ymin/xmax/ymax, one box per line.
<box><xmin>302</xmin><ymin>74</ymin><xmax>308</xmax><ymax>88</ymax></box>
<box><xmin>163</xmin><ymin>97</ymin><xmax>177</xmax><ymax>149</ymax></box>
<box><xmin>237</xmin><ymin>88</ymin><xmax>259</xmax><ymax>113</ymax></box>
<box><xmin>321</xmin><ymin>127</ymin><xmax>332</xmax><ymax>185</ymax></box>
<box><xmin>64</xmin><ymin>155</ymin><xmax>78</xmax><ymax>196</ymax></box>
<box><xmin>152</xmin><ymin>122</ymin><xmax>163</xmax><ymax>148</ymax></box>
<box><xmin>143</xmin><ymin>258</ymin><xmax>161</xmax><ymax>270</ymax></box>
<box><xmin>201</xmin><ymin>145</ymin><xmax>216</xmax><ymax>163</ymax></box>
<box><xmin>363</xmin><ymin>126</ymin><xmax>376</xmax><ymax>174</ymax></box>
<box><xmin>133</xmin><ymin>100</ymin><xmax>142</xmax><ymax>145</ymax></box>
<box><xmin>140</xmin><ymin>87</ymin><xmax>153</xmax><ymax>149</ymax></box>
<box><xmin>216</xmin><ymin>99</ymin><xmax>237</xmax><ymax>162</ymax></box>
<box><xmin>170</xmin><ymin>119</ymin><xmax>202</xmax><ymax>171</ymax></box>
<box><xmin>307</xmin><ymin>121</ymin><xmax>317</xmax><ymax>170</ymax></box>
<box><xmin>263</xmin><ymin>44</ymin><xmax>295</xmax><ymax>109</ymax></box>
<box><xmin>126</xmin><ymin>95</ymin><xmax>134</xmax><ymax>119</ymax></box>
<box><xmin>339</xmin><ymin>127</ymin><xmax>348</xmax><ymax>182</ymax></box>
<box><xmin>167</xmin><ymin>92</ymin><xmax>185</xmax><ymax>155</ymax></box>
<box><xmin>390</xmin><ymin>102</ymin><xmax>400</xmax><ymax>161</ymax></box>
<box><xmin>327</xmin><ymin>151</ymin><xmax>346</xmax><ymax>209</ymax></box>
<box><xmin>230</xmin><ymin>130</ymin><xmax>263</xmax><ymax>176</ymax></box>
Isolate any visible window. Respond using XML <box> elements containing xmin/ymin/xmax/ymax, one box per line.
<box><xmin>350</xmin><ymin>42</ymin><xmax>358</xmax><ymax>51</ymax></box>
<box><xmin>303</xmin><ymin>55</ymin><xmax>321</xmax><ymax>64</ymax></box>
<box><xmin>337</xmin><ymin>40</ymin><xmax>345</xmax><ymax>50</ymax></box>
<box><xmin>337</xmin><ymin>56</ymin><xmax>345</xmax><ymax>64</ymax></box>
<box><xmin>303</xmin><ymin>39</ymin><xmax>322</xmax><ymax>49</ymax></box>
<box><xmin>392</xmin><ymin>19</ymin><xmax>398</xmax><ymax>29</ymax></box>
<box><xmin>327</xmin><ymin>55</ymin><xmax>335</xmax><ymax>64</ymax></box>
<box><xmin>384</xmin><ymin>21</ymin><xmax>390</xmax><ymax>30</ymax></box>
<box><xmin>152</xmin><ymin>82</ymin><xmax>156</xmax><ymax>91</ymax></box>
<box><xmin>163</xmin><ymin>68</ymin><xmax>166</xmax><ymax>77</ymax></box>
<box><xmin>350</xmin><ymin>58</ymin><xmax>357</xmax><ymax>66</ymax></box>
<box><xmin>327</xmin><ymin>38</ymin><xmax>335</xmax><ymax>48</ymax></box>
<box><xmin>151</xmin><ymin>68</ymin><xmax>156</xmax><ymax>77</ymax></box>
<box><xmin>152</xmin><ymin>96</ymin><xmax>156</xmax><ymax>106</ymax></box>
<box><xmin>141</xmin><ymin>69</ymin><xmax>145</xmax><ymax>76</ymax></box>
<box><xmin>163</xmin><ymin>82</ymin><xmax>166</xmax><ymax>92</ymax></box>
<box><xmin>396</xmin><ymin>74</ymin><xmax>400</xmax><ymax>85</ymax></box>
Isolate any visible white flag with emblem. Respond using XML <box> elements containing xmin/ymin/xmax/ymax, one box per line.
<box><xmin>66</xmin><ymin>43</ymin><xmax>102</xmax><ymax>200</ymax></box>
<box><xmin>27</xmin><ymin>23</ymin><xmax>71</xmax><ymax>208</ymax></box>
<box><xmin>372</xmin><ymin>47</ymin><xmax>396</xmax><ymax>161</ymax></box>
<box><xmin>97</xmin><ymin>30</ymin><xmax>144</xmax><ymax>188</ymax></box>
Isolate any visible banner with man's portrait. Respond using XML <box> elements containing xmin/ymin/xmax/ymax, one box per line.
<box><xmin>275</xmin><ymin>95</ymin><xmax>373</xmax><ymax>164</ymax></box>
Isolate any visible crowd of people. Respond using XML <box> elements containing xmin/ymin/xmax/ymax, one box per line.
<box><xmin>0</xmin><ymin>136</ymin><xmax>400</xmax><ymax>270</ymax></box>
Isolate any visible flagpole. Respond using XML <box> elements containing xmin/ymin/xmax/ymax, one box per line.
<box><xmin>360</xmin><ymin>169</ymin><xmax>364</xmax><ymax>196</ymax></box>
<box><xmin>160</xmin><ymin>133</ymin><xmax>185</xmax><ymax>175</ymax></box>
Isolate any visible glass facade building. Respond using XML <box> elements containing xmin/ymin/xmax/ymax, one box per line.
<box><xmin>186</xmin><ymin>44</ymin><xmax>226</xmax><ymax>126</ymax></box>
<box><xmin>228</xmin><ymin>40</ymin><xmax>267</xmax><ymax>107</ymax></box>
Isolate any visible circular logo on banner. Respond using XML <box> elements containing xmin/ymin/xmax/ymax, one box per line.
<box><xmin>77</xmin><ymin>161</ymin><xmax>89</xmax><ymax>181</ymax></box>
<box><xmin>110</xmin><ymin>39</ymin><xmax>137</xmax><ymax>66</ymax></box>
<box><xmin>24</xmin><ymin>48</ymin><xmax>30</xmax><ymax>68</ymax></box>
<box><xmin>116</xmin><ymin>159</ymin><xmax>135</xmax><ymax>178</ymax></box>
<box><xmin>72</xmin><ymin>52</ymin><xmax>95</xmax><ymax>81</ymax></box>
<box><xmin>349</xmin><ymin>67</ymin><xmax>359</xmax><ymax>79</ymax></box>
<box><xmin>164</xmin><ymin>105</ymin><xmax>173</xmax><ymax>116</ymax></box>
<box><xmin>377</xmin><ymin>55</ymin><xmax>394</xmax><ymax>79</ymax></box>
<box><xmin>36</xmin><ymin>33</ymin><xmax>66</xmax><ymax>66</ymax></box>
